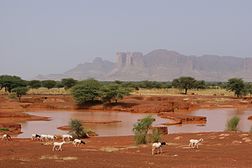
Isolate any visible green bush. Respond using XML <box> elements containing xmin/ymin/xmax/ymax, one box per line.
<box><xmin>0</xmin><ymin>128</ymin><xmax>9</xmax><ymax>131</ymax></box>
<box><xmin>151</xmin><ymin>128</ymin><xmax>161</xmax><ymax>143</ymax></box>
<box><xmin>71</xmin><ymin>79</ymin><xmax>102</xmax><ymax>105</ymax></box>
<box><xmin>11</xmin><ymin>86</ymin><xmax>29</xmax><ymax>101</ymax></box>
<box><xmin>69</xmin><ymin>119</ymin><xmax>88</xmax><ymax>138</ymax></box>
<box><xmin>226</xmin><ymin>116</ymin><xmax>240</xmax><ymax>131</ymax></box>
<box><xmin>8</xmin><ymin>92</ymin><xmax>17</xmax><ymax>99</ymax></box>
<box><xmin>133</xmin><ymin>115</ymin><xmax>155</xmax><ymax>144</ymax></box>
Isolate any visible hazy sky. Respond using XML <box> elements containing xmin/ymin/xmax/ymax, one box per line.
<box><xmin>1</xmin><ymin>0</ymin><xmax>252</xmax><ymax>79</ymax></box>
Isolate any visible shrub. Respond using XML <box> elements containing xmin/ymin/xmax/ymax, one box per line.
<box><xmin>133</xmin><ymin>115</ymin><xmax>155</xmax><ymax>144</ymax></box>
<box><xmin>151</xmin><ymin>128</ymin><xmax>161</xmax><ymax>143</ymax></box>
<box><xmin>226</xmin><ymin>116</ymin><xmax>240</xmax><ymax>131</ymax></box>
<box><xmin>11</xmin><ymin>86</ymin><xmax>29</xmax><ymax>101</ymax></box>
<box><xmin>0</xmin><ymin>128</ymin><xmax>9</xmax><ymax>131</ymax></box>
<box><xmin>69</xmin><ymin>119</ymin><xmax>88</xmax><ymax>138</ymax></box>
<box><xmin>71</xmin><ymin>79</ymin><xmax>102</xmax><ymax>105</ymax></box>
<box><xmin>8</xmin><ymin>92</ymin><xmax>17</xmax><ymax>99</ymax></box>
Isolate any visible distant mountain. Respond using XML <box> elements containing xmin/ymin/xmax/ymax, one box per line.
<box><xmin>35</xmin><ymin>49</ymin><xmax>252</xmax><ymax>81</ymax></box>
<box><xmin>35</xmin><ymin>57</ymin><xmax>115</xmax><ymax>80</ymax></box>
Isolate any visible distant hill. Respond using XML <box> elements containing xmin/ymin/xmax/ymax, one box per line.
<box><xmin>35</xmin><ymin>49</ymin><xmax>252</xmax><ymax>81</ymax></box>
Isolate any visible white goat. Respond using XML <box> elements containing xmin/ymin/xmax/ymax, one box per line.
<box><xmin>189</xmin><ymin>138</ymin><xmax>203</xmax><ymax>149</ymax></box>
<box><xmin>73</xmin><ymin>139</ymin><xmax>85</xmax><ymax>147</ymax></box>
<box><xmin>152</xmin><ymin>142</ymin><xmax>166</xmax><ymax>155</ymax></box>
<box><xmin>62</xmin><ymin>134</ymin><xmax>73</xmax><ymax>141</ymax></box>
<box><xmin>40</xmin><ymin>134</ymin><xmax>48</xmax><ymax>141</ymax></box>
<box><xmin>52</xmin><ymin>141</ymin><xmax>65</xmax><ymax>151</ymax></box>
<box><xmin>31</xmin><ymin>134</ymin><xmax>41</xmax><ymax>141</ymax></box>
<box><xmin>2</xmin><ymin>134</ymin><xmax>11</xmax><ymax>141</ymax></box>
<box><xmin>47</xmin><ymin>135</ymin><xmax>56</xmax><ymax>141</ymax></box>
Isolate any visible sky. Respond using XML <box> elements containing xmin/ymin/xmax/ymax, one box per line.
<box><xmin>1</xmin><ymin>0</ymin><xmax>252</xmax><ymax>79</ymax></box>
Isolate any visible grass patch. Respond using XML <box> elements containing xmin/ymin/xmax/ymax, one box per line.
<box><xmin>0</xmin><ymin>128</ymin><xmax>9</xmax><ymax>131</ymax></box>
<box><xmin>151</xmin><ymin>128</ymin><xmax>161</xmax><ymax>143</ymax></box>
<box><xmin>28</xmin><ymin>88</ymin><xmax>69</xmax><ymax>95</ymax></box>
<box><xmin>226</xmin><ymin>116</ymin><xmax>240</xmax><ymax>131</ymax></box>
<box><xmin>132</xmin><ymin>88</ymin><xmax>233</xmax><ymax>96</ymax></box>
<box><xmin>133</xmin><ymin>115</ymin><xmax>155</xmax><ymax>144</ymax></box>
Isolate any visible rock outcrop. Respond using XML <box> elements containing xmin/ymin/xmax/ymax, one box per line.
<box><xmin>35</xmin><ymin>49</ymin><xmax>252</xmax><ymax>81</ymax></box>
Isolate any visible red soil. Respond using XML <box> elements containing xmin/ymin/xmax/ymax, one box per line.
<box><xmin>1</xmin><ymin>95</ymin><xmax>252</xmax><ymax>167</ymax></box>
<box><xmin>1</xmin><ymin>132</ymin><xmax>252</xmax><ymax>168</ymax></box>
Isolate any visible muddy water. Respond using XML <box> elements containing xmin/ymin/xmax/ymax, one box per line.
<box><xmin>18</xmin><ymin>111</ymin><xmax>168</xmax><ymax>138</ymax></box>
<box><xmin>168</xmin><ymin>108</ymin><xmax>252</xmax><ymax>133</ymax></box>
<box><xmin>18</xmin><ymin>108</ymin><xmax>252</xmax><ymax>138</ymax></box>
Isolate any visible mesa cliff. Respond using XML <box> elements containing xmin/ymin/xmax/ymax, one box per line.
<box><xmin>35</xmin><ymin>49</ymin><xmax>252</xmax><ymax>81</ymax></box>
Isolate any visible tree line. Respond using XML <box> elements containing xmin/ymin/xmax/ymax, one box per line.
<box><xmin>0</xmin><ymin>75</ymin><xmax>251</xmax><ymax>102</ymax></box>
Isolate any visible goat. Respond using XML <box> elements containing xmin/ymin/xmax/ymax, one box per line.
<box><xmin>31</xmin><ymin>134</ymin><xmax>41</xmax><ymax>140</ymax></box>
<box><xmin>40</xmin><ymin>134</ymin><xmax>48</xmax><ymax>141</ymax></box>
<box><xmin>47</xmin><ymin>135</ymin><xmax>56</xmax><ymax>141</ymax></box>
<box><xmin>152</xmin><ymin>142</ymin><xmax>166</xmax><ymax>155</ymax></box>
<box><xmin>62</xmin><ymin>134</ymin><xmax>73</xmax><ymax>141</ymax></box>
<box><xmin>2</xmin><ymin>134</ymin><xmax>12</xmax><ymax>141</ymax></box>
<box><xmin>73</xmin><ymin>139</ymin><xmax>85</xmax><ymax>147</ymax></box>
<box><xmin>189</xmin><ymin>138</ymin><xmax>203</xmax><ymax>149</ymax></box>
<box><xmin>52</xmin><ymin>141</ymin><xmax>65</xmax><ymax>151</ymax></box>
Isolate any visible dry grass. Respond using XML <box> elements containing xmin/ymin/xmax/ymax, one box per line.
<box><xmin>132</xmin><ymin>88</ymin><xmax>233</xmax><ymax>96</ymax></box>
<box><xmin>1</xmin><ymin>87</ymin><xmax>234</xmax><ymax>96</ymax></box>
<box><xmin>0</xmin><ymin>88</ymin><xmax>6</xmax><ymax>94</ymax></box>
<box><xmin>0</xmin><ymin>88</ymin><xmax>70</xmax><ymax>95</ymax></box>
<box><xmin>28</xmin><ymin>88</ymin><xmax>70</xmax><ymax>95</ymax></box>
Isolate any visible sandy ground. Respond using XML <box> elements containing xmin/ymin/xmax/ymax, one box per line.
<box><xmin>1</xmin><ymin>132</ymin><xmax>252</xmax><ymax>168</ymax></box>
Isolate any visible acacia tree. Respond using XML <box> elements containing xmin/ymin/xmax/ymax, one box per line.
<box><xmin>245</xmin><ymin>83</ymin><xmax>252</xmax><ymax>97</ymax></box>
<box><xmin>226</xmin><ymin>78</ymin><xmax>246</xmax><ymax>97</ymax></box>
<box><xmin>41</xmin><ymin>80</ymin><xmax>57</xmax><ymax>89</ymax></box>
<box><xmin>11</xmin><ymin>87</ymin><xmax>29</xmax><ymax>101</ymax></box>
<box><xmin>0</xmin><ymin>75</ymin><xmax>26</xmax><ymax>92</ymax></box>
<box><xmin>101</xmin><ymin>84</ymin><xmax>131</xmax><ymax>103</ymax></box>
<box><xmin>71</xmin><ymin>79</ymin><xmax>102</xmax><ymax>105</ymax></box>
<box><xmin>28</xmin><ymin>80</ymin><xmax>41</xmax><ymax>89</ymax></box>
<box><xmin>172</xmin><ymin>76</ymin><xmax>196</xmax><ymax>94</ymax></box>
<box><xmin>61</xmin><ymin>78</ymin><xmax>77</xmax><ymax>89</ymax></box>
<box><xmin>194</xmin><ymin>80</ymin><xmax>206</xmax><ymax>90</ymax></box>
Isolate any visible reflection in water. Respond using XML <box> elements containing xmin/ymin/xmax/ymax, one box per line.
<box><xmin>18</xmin><ymin>108</ymin><xmax>252</xmax><ymax>138</ymax></box>
<box><xmin>18</xmin><ymin>111</ymin><xmax>168</xmax><ymax>138</ymax></box>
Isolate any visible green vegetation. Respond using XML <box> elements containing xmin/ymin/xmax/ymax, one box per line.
<box><xmin>226</xmin><ymin>78</ymin><xmax>245</xmax><ymax>97</ymax></box>
<box><xmin>69</xmin><ymin>119</ymin><xmax>88</xmax><ymax>138</ymax></box>
<box><xmin>11</xmin><ymin>87</ymin><xmax>29</xmax><ymax>101</ymax></box>
<box><xmin>71</xmin><ymin>79</ymin><xmax>131</xmax><ymax>105</ymax></box>
<box><xmin>8</xmin><ymin>92</ymin><xmax>17</xmax><ymax>99</ymax></box>
<box><xmin>61</xmin><ymin>78</ymin><xmax>77</xmax><ymax>89</ymax></box>
<box><xmin>133</xmin><ymin>115</ymin><xmax>155</xmax><ymax>144</ymax></box>
<box><xmin>71</xmin><ymin>79</ymin><xmax>102</xmax><ymax>105</ymax></box>
<box><xmin>0</xmin><ymin>128</ymin><xmax>9</xmax><ymax>131</ymax></box>
<box><xmin>226</xmin><ymin>116</ymin><xmax>240</xmax><ymax>131</ymax></box>
<box><xmin>28</xmin><ymin>80</ymin><xmax>41</xmax><ymax>89</ymax></box>
<box><xmin>41</xmin><ymin>80</ymin><xmax>57</xmax><ymax>89</ymax></box>
<box><xmin>172</xmin><ymin>76</ymin><xmax>197</xmax><ymax>94</ymax></box>
<box><xmin>151</xmin><ymin>128</ymin><xmax>161</xmax><ymax>143</ymax></box>
<box><xmin>101</xmin><ymin>84</ymin><xmax>131</xmax><ymax>103</ymax></box>
<box><xmin>0</xmin><ymin>75</ymin><xmax>26</xmax><ymax>92</ymax></box>
<box><xmin>2</xmin><ymin>74</ymin><xmax>252</xmax><ymax>100</ymax></box>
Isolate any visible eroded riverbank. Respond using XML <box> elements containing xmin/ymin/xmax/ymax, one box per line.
<box><xmin>1</xmin><ymin>95</ymin><xmax>252</xmax><ymax>136</ymax></box>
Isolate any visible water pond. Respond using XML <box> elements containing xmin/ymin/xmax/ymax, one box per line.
<box><xmin>17</xmin><ymin>108</ymin><xmax>252</xmax><ymax>138</ymax></box>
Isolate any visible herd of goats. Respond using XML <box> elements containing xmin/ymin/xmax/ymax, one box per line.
<box><xmin>1</xmin><ymin>133</ymin><xmax>203</xmax><ymax>155</ymax></box>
